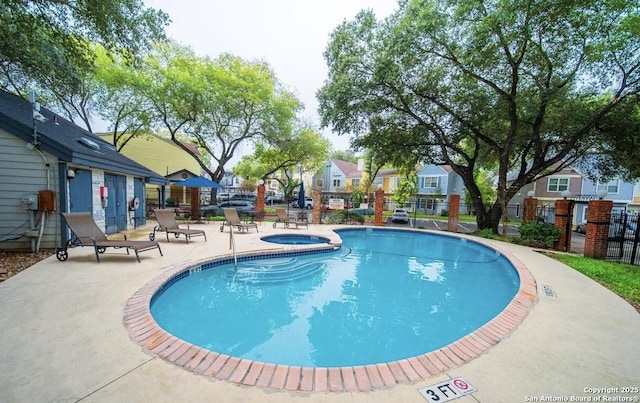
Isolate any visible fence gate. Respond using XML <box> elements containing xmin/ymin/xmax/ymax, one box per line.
<box><xmin>607</xmin><ymin>213</ymin><xmax>640</xmax><ymax>265</ymax></box>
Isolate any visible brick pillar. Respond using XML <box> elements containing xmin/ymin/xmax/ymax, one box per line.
<box><xmin>584</xmin><ymin>199</ymin><xmax>613</xmax><ymax>259</ymax></box>
<box><xmin>523</xmin><ymin>197</ymin><xmax>538</xmax><ymax>224</ymax></box>
<box><xmin>312</xmin><ymin>188</ymin><xmax>322</xmax><ymax>224</ymax></box>
<box><xmin>256</xmin><ymin>183</ymin><xmax>265</xmax><ymax>222</ymax></box>
<box><xmin>374</xmin><ymin>189</ymin><xmax>385</xmax><ymax>226</ymax></box>
<box><xmin>190</xmin><ymin>187</ymin><xmax>200</xmax><ymax>221</ymax></box>
<box><xmin>448</xmin><ymin>194</ymin><xmax>460</xmax><ymax>232</ymax></box>
<box><xmin>554</xmin><ymin>199</ymin><xmax>573</xmax><ymax>252</ymax></box>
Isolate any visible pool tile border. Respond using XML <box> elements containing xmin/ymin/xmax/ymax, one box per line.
<box><xmin>123</xmin><ymin>232</ymin><xmax>537</xmax><ymax>393</ymax></box>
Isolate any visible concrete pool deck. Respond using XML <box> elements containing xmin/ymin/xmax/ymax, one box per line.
<box><xmin>1</xmin><ymin>222</ymin><xmax>638</xmax><ymax>402</ymax></box>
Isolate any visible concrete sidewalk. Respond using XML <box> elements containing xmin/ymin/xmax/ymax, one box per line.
<box><xmin>0</xmin><ymin>221</ymin><xmax>638</xmax><ymax>403</ymax></box>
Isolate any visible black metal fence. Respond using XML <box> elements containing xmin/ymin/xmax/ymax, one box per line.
<box><xmin>606</xmin><ymin>213</ymin><xmax>640</xmax><ymax>265</ymax></box>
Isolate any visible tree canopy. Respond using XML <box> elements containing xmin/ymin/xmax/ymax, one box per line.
<box><xmin>234</xmin><ymin>124</ymin><xmax>330</xmax><ymax>201</ymax></box>
<box><xmin>0</xmin><ymin>0</ymin><xmax>168</xmax><ymax>96</ymax></box>
<box><xmin>125</xmin><ymin>42</ymin><xmax>304</xmax><ymax>185</ymax></box>
<box><xmin>318</xmin><ymin>0</ymin><xmax>640</xmax><ymax>232</ymax></box>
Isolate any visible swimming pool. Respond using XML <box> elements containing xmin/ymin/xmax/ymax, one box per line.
<box><xmin>125</xmin><ymin>227</ymin><xmax>537</xmax><ymax>391</ymax></box>
<box><xmin>149</xmin><ymin>228</ymin><xmax>519</xmax><ymax>367</ymax></box>
<box><xmin>261</xmin><ymin>234</ymin><xmax>331</xmax><ymax>245</ymax></box>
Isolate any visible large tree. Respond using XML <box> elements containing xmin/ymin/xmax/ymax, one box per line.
<box><xmin>131</xmin><ymin>42</ymin><xmax>302</xmax><ymax>186</ymax></box>
<box><xmin>318</xmin><ymin>0</ymin><xmax>639</xmax><ymax>232</ymax></box>
<box><xmin>234</xmin><ymin>125</ymin><xmax>330</xmax><ymax>202</ymax></box>
<box><xmin>0</xmin><ymin>0</ymin><xmax>168</xmax><ymax>97</ymax></box>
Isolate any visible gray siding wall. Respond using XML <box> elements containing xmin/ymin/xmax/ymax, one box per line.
<box><xmin>0</xmin><ymin>129</ymin><xmax>61</xmax><ymax>251</ymax></box>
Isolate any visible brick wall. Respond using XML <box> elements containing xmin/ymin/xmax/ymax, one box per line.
<box><xmin>523</xmin><ymin>197</ymin><xmax>538</xmax><ymax>224</ymax></box>
<box><xmin>374</xmin><ymin>189</ymin><xmax>385</xmax><ymax>226</ymax></box>
<box><xmin>584</xmin><ymin>199</ymin><xmax>613</xmax><ymax>258</ymax></box>
<box><xmin>554</xmin><ymin>199</ymin><xmax>573</xmax><ymax>252</ymax></box>
<box><xmin>312</xmin><ymin>189</ymin><xmax>322</xmax><ymax>224</ymax></box>
<box><xmin>448</xmin><ymin>194</ymin><xmax>460</xmax><ymax>232</ymax></box>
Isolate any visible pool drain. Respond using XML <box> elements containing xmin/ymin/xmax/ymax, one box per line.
<box><xmin>542</xmin><ymin>285</ymin><xmax>556</xmax><ymax>297</ymax></box>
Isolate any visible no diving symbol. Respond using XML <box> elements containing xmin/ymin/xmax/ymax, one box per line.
<box><xmin>453</xmin><ymin>379</ymin><xmax>469</xmax><ymax>390</ymax></box>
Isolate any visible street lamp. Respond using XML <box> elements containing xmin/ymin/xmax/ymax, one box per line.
<box><xmin>597</xmin><ymin>188</ymin><xmax>608</xmax><ymax>200</ymax></box>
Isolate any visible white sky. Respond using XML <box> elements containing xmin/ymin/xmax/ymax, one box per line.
<box><xmin>146</xmin><ymin>0</ymin><xmax>399</xmax><ymax>156</ymax></box>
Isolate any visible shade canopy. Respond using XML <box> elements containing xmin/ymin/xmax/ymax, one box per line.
<box><xmin>298</xmin><ymin>181</ymin><xmax>306</xmax><ymax>209</ymax></box>
<box><xmin>172</xmin><ymin>176</ymin><xmax>223</xmax><ymax>188</ymax></box>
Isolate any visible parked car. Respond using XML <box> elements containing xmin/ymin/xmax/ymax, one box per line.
<box><xmin>265</xmin><ymin>192</ymin><xmax>284</xmax><ymax>204</ymax></box>
<box><xmin>200</xmin><ymin>200</ymin><xmax>256</xmax><ymax>217</ymax></box>
<box><xmin>391</xmin><ymin>208</ymin><xmax>410</xmax><ymax>224</ymax></box>
<box><xmin>231</xmin><ymin>193</ymin><xmax>257</xmax><ymax>201</ymax></box>
<box><xmin>291</xmin><ymin>197</ymin><xmax>313</xmax><ymax>209</ymax></box>
<box><xmin>216</xmin><ymin>192</ymin><xmax>231</xmax><ymax>202</ymax></box>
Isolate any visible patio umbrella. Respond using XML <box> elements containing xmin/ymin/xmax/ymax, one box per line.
<box><xmin>172</xmin><ymin>176</ymin><xmax>223</xmax><ymax>221</ymax></box>
<box><xmin>172</xmin><ymin>176</ymin><xmax>224</xmax><ymax>189</ymax></box>
<box><xmin>298</xmin><ymin>181</ymin><xmax>306</xmax><ymax>212</ymax></box>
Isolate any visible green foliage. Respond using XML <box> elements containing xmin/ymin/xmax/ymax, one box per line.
<box><xmin>474</xmin><ymin>228</ymin><xmax>502</xmax><ymax>240</ymax></box>
<box><xmin>0</xmin><ymin>0</ymin><xmax>168</xmax><ymax>95</ymax></box>
<box><xmin>590</xmin><ymin>95</ymin><xmax>640</xmax><ymax>180</ymax></box>
<box><xmin>166</xmin><ymin>197</ymin><xmax>178</xmax><ymax>207</ymax></box>
<box><xmin>233</xmin><ymin>124</ymin><xmax>330</xmax><ymax>184</ymax></box>
<box><xmin>128</xmin><ymin>44</ymin><xmax>303</xmax><ymax>184</ymax></box>
<box><xmin>393</xmin><ymin>166</ymin><xmax>418</xmax><ymax>206</ymax></box>
<box><xmin>318</xmin><ymin>0</ymin><xmax>640</xmax><ymax>234</ymax></box>
<box><xmin>519</xmin><ymin>222</ymin><xmax>562</xmax><ymax>249</ymax></box>
<box><xmin>324</xmin><ymin>210</ymin><xmax>365</xmax><ymax>224</ymax></box>
<box><xmin>330</xmin><ymin>150</ymin><xmax>358</xmax><ymax>163</ymax></box>
<box><xmin>551</xmin><ymin>254</ymin><xmax>640</xmax><ymax>307</ymax></box>
<box><xmin>350</xmin><ymin>188</ymin><xmax>363</xmax><ymax>207</ymax></box>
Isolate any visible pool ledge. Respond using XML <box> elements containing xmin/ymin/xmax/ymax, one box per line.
<box><xmin>123</xmin><ymin>236</ymin><xmax>537</xmax><ymax>392</ymax></box>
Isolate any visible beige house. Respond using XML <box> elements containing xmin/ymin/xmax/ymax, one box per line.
<box><xmin>98</xmin><ymin>133</ymin><xmax>204</xmax><ymax>207</ymax></box>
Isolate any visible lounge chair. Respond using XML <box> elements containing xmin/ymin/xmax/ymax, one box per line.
<box><xmin>222</xmin><ymin>208</ymin><xmax>258</xmax><ymax>233</ymax></box>
<box><xmin>150</xmin><ymin>209</ymin><xmax>207</xmax><ymax>243</ymax></box>
<box><xmin>273</xmin><ymin>208</ymin><xmax>308</xmax><ymax>229</ymax></box>
<box><xmin>58</xmin><ymin>212</ymin><xmax>162</xmax><ymax>263</ymax></box>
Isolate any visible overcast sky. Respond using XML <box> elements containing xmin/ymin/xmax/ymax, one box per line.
<box><xmin>146</xmin><ymin>0</ymin><xmax>399</xmax><ymax>154</ymax></box>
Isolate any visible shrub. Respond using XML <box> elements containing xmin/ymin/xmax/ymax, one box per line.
<box><xmin>166</xmin><ymin>197</ymin><xmax>178</xmax><ymax>207</ymax></box>
<box><xmin>325</xmin><ymin>210</ymin><xmax>365</xmax><ymax>224</ymax></box>
<box><xmin>440</xmin><ymin>209</ymin><xmax>449</xmax><ymax>217</ymax></box>
<box><xmin>474</xmin><ymin>228</ymin><xmax>501</xmax><ymax>240</ymax></box>
<box><xmin>519</xmin><ymin>222</ymin><xmax>562</xmax><ymax>248</ymax></box>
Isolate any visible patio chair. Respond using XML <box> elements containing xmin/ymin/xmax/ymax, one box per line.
<box><xmin>150</xmin><ymin>209</ymin><xmax>207</xmax><ymax>243</ymax></box>
<box><xmin>58</xmin><ymin>212</ymin><xmax>163</xmax><ymax>263</ymax></box>
<box><xmin>222</xmin><ymin>208</ymin><xmax>258</xmax><ymax>233</ymax></box>
<box><xmin>273</xmin><ymin>208</ymin><xmax>308</xmax><ymax>229</ymax></box>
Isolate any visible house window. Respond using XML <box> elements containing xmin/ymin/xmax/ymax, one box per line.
<box><xmin>373</xmin><ymin>178</ymin><xmax>382</xmax><ymax>187</ymax></box>
<box><xmin>422</xmin><ymin>176</ymin><xmax>438</xmax><ymax>188</ymax></box>
<box><xmin>548</xmin><ymin>177</ymin><xmax>569</xmax><ymax>192</ymax></box>
<box><xmin>597</xmin><ymin>179</ymin><xmax>619</xmax><ymax>194</ymax></box>
<box><xmin>316</xmin><ymin>179</ymin><xmax>324</xmax><ymax>188</ymax></box>
<box><xmin>332</xmin><ymin>179</ymin><xmax>341</xmax><ymax>187</ymax></box>
<box><xmin>351</xmin><ymin>178</ymin><xmax>360</xmax><ymax>187</ymax></box>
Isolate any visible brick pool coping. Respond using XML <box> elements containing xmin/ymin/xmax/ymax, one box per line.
<box><xmin>123</xmin><ymin>232</ymin><xmax>537</xmax><ymax>392</ymax></box>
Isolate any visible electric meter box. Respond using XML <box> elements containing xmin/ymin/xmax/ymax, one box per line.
<box><xmin>20</xmin><ymin>194</ymin><xmax>38</xmax><ymax>210</ymax></box>
<box><xmin>38</xmin><ymin>190</ymin><xmax>56</xmax><ymax>211</ymax></box>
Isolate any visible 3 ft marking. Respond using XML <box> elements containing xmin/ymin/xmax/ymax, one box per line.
<box><xmin>418</xmin><ymin>377</ymin><xmax>476</xmax><ymax>402</ymax></box>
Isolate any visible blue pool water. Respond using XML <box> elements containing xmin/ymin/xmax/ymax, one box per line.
<box><xmin>261</xmin><ymin>234</ymin><xmax>331</xmax><ymax>245</ymax></box>
<box><xmin>151</xmin><ymin>228</ymin><xmax>520</xmax><ymax>367</ymax></box>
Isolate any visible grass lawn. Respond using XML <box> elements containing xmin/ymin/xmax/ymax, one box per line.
<box><xmin>549</xmin><ymin>253</ymin><xmax>640</xmax><ymax>313</ymax></box>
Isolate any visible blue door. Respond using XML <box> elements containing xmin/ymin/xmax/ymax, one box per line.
<box><xmin>104</xmin><ymin>174</ymin><xmax>127</xmax><ymax>234</ymax></box>
<box><xmin>69</xmin><ymin>169</ymin><xmax>92</xmax><ymax>212</ymax></box>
